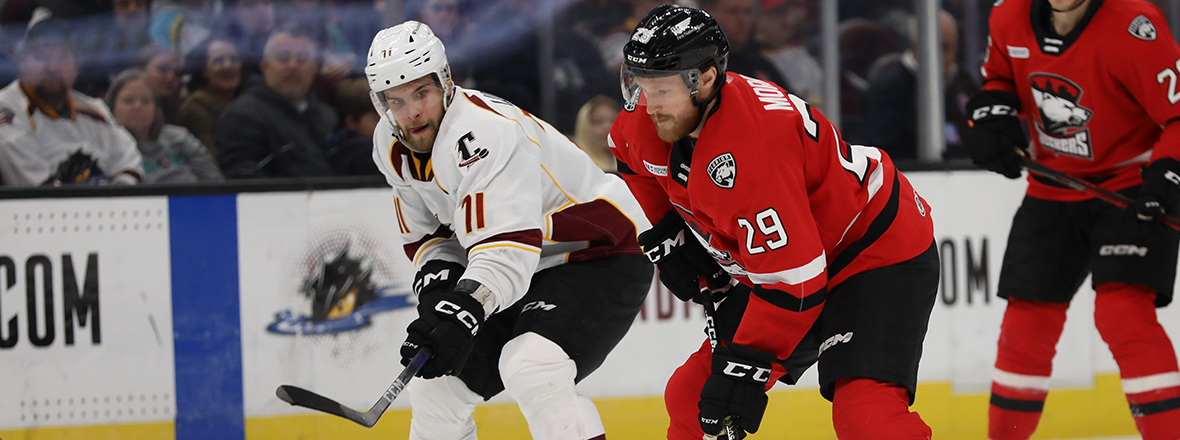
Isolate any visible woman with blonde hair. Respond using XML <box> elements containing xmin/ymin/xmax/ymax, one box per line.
<box><xmin>573</xmin><ymin>95</ymin><xmax>621</xmax><ymax>173</ymax></box>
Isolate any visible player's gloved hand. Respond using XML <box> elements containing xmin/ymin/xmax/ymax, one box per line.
<box><xmin>401</xmin><ymin>286</ymin><xmax>485</xmax><ymax>379</ymax></box>
<box><xmin>699</xmin><ymin>342</ymin><xmax>776</xmax><ymax>437</ymax></box>
<box><xmin>639</xmin><ymin>211</ymin><xmax>730</xmax><ymax>303</ymax></box>
<box><xmin>413</xmin><ymin>260</ymin><xmax>466</xmax><ymax>297</ymax></box>
<box><xmin>1135</xmin><ymin>158</ymin><xmax>1180</xmax><ymax>221</ymax></box>
<box><xmin>965</xmin><ymin>90</ymin><xmax>1027</xmax><ymax>179</ymax></box>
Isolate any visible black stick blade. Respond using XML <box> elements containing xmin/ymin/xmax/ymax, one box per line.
<box><xmin>276</xmin><ymin>385</ymin><xmax>377</xmax><ymax>427</ymax></box>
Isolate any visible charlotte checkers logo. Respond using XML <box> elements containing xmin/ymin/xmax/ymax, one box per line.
<box><xmin>1029</xmin><ymin>73</ymin><xmax>1094</xmax><ymax>159</ymax></box>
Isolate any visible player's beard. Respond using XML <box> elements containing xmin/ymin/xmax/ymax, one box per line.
<box><xmin>652</xmin><ymin>109</ymin><xmax>701</xmax><ymax>142</ymax></box>
<box><xmin>400</xmin><ymin>121</ymin><xmax>440</xmax><ymax>153</ymax></box>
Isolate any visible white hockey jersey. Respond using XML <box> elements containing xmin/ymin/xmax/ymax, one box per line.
<box><xmin>0</xmin><ymin>80</ymin><xmax>143</xmax><ymax>186</ymax></box>
<box><xmin>372</xmin><ymin>86</ymin><xmax>651</xmax><ymax>311</ymax></box>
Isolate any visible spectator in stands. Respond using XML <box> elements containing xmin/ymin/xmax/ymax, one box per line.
<box><xmin>178</xmin><ymin>36</ymin><xmax>244</xmax><ymax>160</ymax></box>
<box><xmin>137</xmin><ymin>45</ymin><xmax>183</xmax><ymax>123</ymax></box>
<box><xmin>837</xmin><ymin>19</ymin><xmax>903</xmax><ymax>142</ymax></box>
<box><xmin>73</xmin><ymin>0</ymin><xmax>153</xmax><ymax>96</ymax></box>
<box><xmin>214</xmin><ymin>26</ymin><xmax>336</xmax><ymax>178</ymax></box>
<box><xmin>756</xmin><ymin>0</ymin><xmax>822</xmax><ymax>103</ymax></box>
<box><xmin>466</xmin><ymin>0</ymin><xmax>616</xmax><ymax>134</ymax></box>
<box><xmin>323</xmin><ymin>78</ymin><xmax>380</xmax><ymax>176</ymax></box>
<box><xmin>107</xmin><ymin>69</ymin><xmax>223</xmax><ymax>183</ymax></box>
<box><xmin>413</xmin><ymin>0</ymin><xmax>473</xmax><ymax>84</ymax></box>
<box><xmin>700</xmin><ymin>0</ymin><xmax>791</xmax><ymax>89</ymax></box>
<box><xmin>222</xmin><ymin>0</ymin><xmax>277</xmax><ymax>81</ymax></box>
<box><xmin>0</xmin><ymin>11</ymin><xmax>143</xmax><ymax>186</ymax></box>
<box><xmin>859</xmin><ymin>10</ymin><xmax>978</xmax><ymax>161</ymax></box>
<box><xmin>573</xmin><ymin>95</ymin><xmax>619</xmax><ymax>173</ymax></box>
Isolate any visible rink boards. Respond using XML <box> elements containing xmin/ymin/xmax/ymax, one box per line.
<box><xmin>0</xmin><ymin>170</ymin><xmax>1162</xmax><ymax>439</ymax></box>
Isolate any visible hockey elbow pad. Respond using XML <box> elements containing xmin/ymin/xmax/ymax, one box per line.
<box><xmin>638</xmin><ymin>211</ymin><xmax>730</xmax><ymax>303</ymax></box>
<box><xmin>965</xmin><ymin>90</ymin><xmax>1027</xmax><ymax>179</ymax></box>
<box><xmin>414</xmin><ymin>260</ymin><xmax>466</xmax><ymax>298</ymax></box>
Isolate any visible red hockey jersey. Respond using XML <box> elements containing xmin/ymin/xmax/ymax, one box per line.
<box><xmin>981</xmin><ymin>0</ymin><xmax>1180</xmax><ymax>201</ymax></box>
<box><xmin>609</xmin><ymin>72</ymin><xmax>934</xmax><ymax>360</ymax></box>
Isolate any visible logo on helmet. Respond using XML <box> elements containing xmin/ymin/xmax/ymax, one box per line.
<box><xmin>632</xmin><ymin>27</ymin><xmax>654</xmax><ymax>43</ymax></box>
<box><xmin>670</xmin><ymin>17</ymin><xmax>702</xmax><ymax>39</ymax></box>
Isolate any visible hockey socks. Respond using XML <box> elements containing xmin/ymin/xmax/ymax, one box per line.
<box><xmin>1094</xmin><ymin>283</ymin><xmax>1180</xmax><ymax>440</ymax></box>
<box><xmin>831</xmin><ymin>378</ymin><xmax>931</xmax><ymax>439</ymax></box>
<box><xmin>989</xmin><ymin>297</ymin><xmax>1067</xmax><ymax>440</ymax></box>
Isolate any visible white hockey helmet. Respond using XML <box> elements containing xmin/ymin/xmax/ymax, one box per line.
<box><xmin>365</xmin><ymin>21</ymin><xmax>455</xmax><ymax>136</ymax></box>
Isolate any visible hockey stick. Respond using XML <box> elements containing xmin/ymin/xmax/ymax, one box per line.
<box><xmin>1017</xmin><ymin>157</ymin><xmax>1180</xmax><ymax>231</ymax></box>
<box><xmin>698</xmin><ymin>282</ymin><xmax>744</xmax><ymax>440</ymax></box>
<box><xmin>276</xmin><ymin>347</ymin><xmax>432</xmax><ymax>428</ymax></box>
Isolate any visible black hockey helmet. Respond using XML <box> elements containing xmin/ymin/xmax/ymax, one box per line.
<box><xmin>621</xmin><ymin>5</ymin><xmax>729</xmax><ymax>110</ymax></box>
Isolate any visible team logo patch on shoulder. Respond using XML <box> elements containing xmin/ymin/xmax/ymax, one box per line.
<box><xmin>706</xmin><ymin>153</ymin><xmax>736</xmax><ymax>189</ymax></box>
<box><xmin>456</xmin><ymin>131</ymin><xmax>489</xmax><ymax>168</ymax></box>
<box><xmin>1129</xmin><ymin>15</ymin><xmax>1157</xmax><ymax>41</ymax></box>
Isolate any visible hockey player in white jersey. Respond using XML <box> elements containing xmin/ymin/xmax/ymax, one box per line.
<box><xmin>367</xmin><ymin>21</ymin><xmax>653</xmax><ymax>440</ymax></box>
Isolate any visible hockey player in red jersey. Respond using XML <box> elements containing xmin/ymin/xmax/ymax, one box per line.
<box><xmin>610</xmin><ymin>5</ymin><xmax>939</xmax><ymax>439</ymax></box>
<box><xmin>968</xmin><ymin>0</ymin><xmax>1180</xmax><ymax>439</ymax></box>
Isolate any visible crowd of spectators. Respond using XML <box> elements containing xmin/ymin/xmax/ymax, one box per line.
<box><xmin>0</xmin><ymin>0</ymin><xmax>1014</xmax><ymax>187</ymax></box>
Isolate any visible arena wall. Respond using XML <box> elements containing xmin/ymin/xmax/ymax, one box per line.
<box><xmin>0</xmin><ymin>170</ymin><xmax>1161</xmax><ymax>439</ymax></box>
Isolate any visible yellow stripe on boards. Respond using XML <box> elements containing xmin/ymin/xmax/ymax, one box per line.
<box><xmin>0</xmin><ymin>422</ymin><xmax>173</xmax><ymax>440</ymax></box>
<box><xmin>2</xmin><ymin>374</ymin><xmax>1138</xmax><ymax>440</ymax></box>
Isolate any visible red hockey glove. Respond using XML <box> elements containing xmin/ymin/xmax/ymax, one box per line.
<box><xmin>639</xmin><ymin>211</ymin><xmax>730</xmax><ymax>303</ymax></box>
<box><xmin>699</xmin><ymin>342</ymin><xmax>776</xmax><ymax>437</ymax></box>
<box><xmin>401</xmin><ymin>285</ymin><xmax>485</xmax><ymax>379</ymax></box>
<box><xmin>965</xmin><ymin>90</ymin><xmax>1027</xmax><ymax>179</ymax></box>
<box><xmin>1135</xmin><ymin>158</ymin><xmax>1180</xmax><ymax>221</ymax></box>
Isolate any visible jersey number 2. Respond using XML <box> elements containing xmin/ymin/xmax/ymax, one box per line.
<box><xmin>1157</xmin><ymin>58</ymin><xmax>1180</xmax><ymax>104</ymax></box>
<box><xmin>737</xmin><ymin>208</ymin><xmax>788</xmax><ymax>255</ymax></box>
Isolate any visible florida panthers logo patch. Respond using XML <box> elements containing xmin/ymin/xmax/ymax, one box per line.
<box><xmin>1029</xmin><ymin>73</ymin><xmax>1093</xmax><ymax>159</ymax></box>
<box><xmin>707</xmin><ymin>153</ymin><xmax>736</xmax><ymax>189</ymax></box>
<box><xmin>1129</xmin><ymin>15</ymin><xmax>1157</xmax><ymax>41</ymax></box>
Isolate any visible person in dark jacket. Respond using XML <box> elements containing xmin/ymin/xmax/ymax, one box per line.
<box><xmin>323</xmin><ymin>77</ymin><xmax>380</xmax><ymax>176</ymax></box>
<box><xmin>214</xmin><ymin>26</ymin><xmax>336</xmax><ymax>178</ymax></box>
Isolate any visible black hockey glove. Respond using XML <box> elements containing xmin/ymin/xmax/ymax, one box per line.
<box><xmin>401</xmin><ymin>285</ymin><xmax>485</xmax><ymax>379</ymax></box>
<box><xmin>699</xmin><ymin>342</ymin><xmax>776</xmax><ymax>437</ymax></box>
<box><xmin>965</xmin><ymin>90</ymin><xmax>1027</xmax><ymax>179</ymax></box>
<box><xmin>639</xmin><ymin>211</ymin><xmax>730</xmax><ymax>303</ymax></box>
<box><xmin>1135</xmin><ymin>158</ymin><xmax>1180</xmax><ymax>221</ymax></box>
<box><xmin>413</xmin><ymin>260</ymin><xmax>466</xmax><ymax>298</ymax></box>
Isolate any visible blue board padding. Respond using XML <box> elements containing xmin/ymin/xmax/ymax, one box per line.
<box><xmin>169</xmin><ymin>195</ymin><xmax>244</xmax><ymax>440</ymax></box>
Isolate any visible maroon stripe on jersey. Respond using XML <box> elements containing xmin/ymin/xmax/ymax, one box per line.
<box><xmin>829</xmin><ymin>172</ymin><xmax>900</xmax><ymax>279</ymax></box>
<box><xmin>75</xmin><ymin>107</ymin><xmax>109</xmax><ymax>124</ymax></box>
<box><xmin>752</xmin><ymin>285</ymin><xmax>827</xmax><ymax>312</ymax></box>
<box><xmin>471</xmin><ymin>229</ymin><xmax>544</xmax><ymax>250</ymax></box>
<box><xmin>550</xmin><ymin>199</ymin><xmax>643</xmax><ymax>262</ymax></box>
<box><xmin>404</xmin><ymin>225</ymin><xmax>455</xmax><ymax>260</ymax></box>
<box><xmin>388</xmin><ymin>141</ymin><xmax>406</xmax><ymax>180</ymax></box>
<box><xmin>467</xmin><ymin>95</ymin><xmax>506</xmax><ymax>118</ymax></box>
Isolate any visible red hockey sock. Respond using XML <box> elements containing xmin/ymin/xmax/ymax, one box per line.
<box><xmin>989</xmin><ymin>297</ymin><xmax>1068</xmax><ymax>440</ymax></box>
<box><xmin>831</xmin><ymin>378</ymin><xmax>930</xmax><ymax>440</ymax></box>
<box><xmin>666</xmin><ymin>340</ymin><xmax>715</xmax><ymax>440</ymax></box>
<box><xmin>1095</xmin><ymin>283</ymin><xmax>1180</xmax><ymax>440</ymax></box>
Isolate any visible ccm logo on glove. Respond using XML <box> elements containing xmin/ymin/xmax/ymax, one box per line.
<box><xmin>722</xmin><ymin>361</ymin><xmax>772</xmax><ymax>383</ymax></box>
<box><xmin>643</xmin><ymin>229</ymin><xmax>686</xmax><ymax>263</ymax></box>
<box><xmin>971</xmin><ymin>104</ymin><xmax>1017</xmax><ymax>121</ymax></box>
<box><xmin>434</xmin><ymin>300</ymin><xmax>480</xmax><ymax>334</ymax></box>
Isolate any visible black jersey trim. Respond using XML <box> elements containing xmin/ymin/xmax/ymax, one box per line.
<box><xmin>751</xmin><ymin>285</ymin><xmax>827</xmax><ymax>312</ymax></box>
<box><xmin>1131</xmin><ymin>396</ymin><xmax>1180</xmax><ymax>417</ymax></box>
<box><xmin>828</xmin><ymin>172</ymin><xmax>901</xmax><ymax>279</ymax></box>
<box><xmin>990</xmin><ymin>394</ymin><xmax>1046</xmax><ymax>412</ymax></box>
<box><xmin>1030</xmin><ymin>0</ymin><xmax>1105</xmax><ymax>56</ymax></box>
<box><xmin>616</xmin><ymin>159</ymin><xmax>637</xmax><ymax>175</ymax></box>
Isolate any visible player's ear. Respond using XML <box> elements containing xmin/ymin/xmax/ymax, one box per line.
<box><xmin>700</xmin><ymin>66</ymin><xmax>718</xmax><ymax>95</ymax></box>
